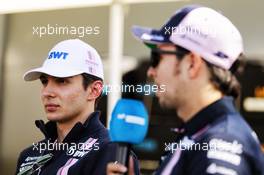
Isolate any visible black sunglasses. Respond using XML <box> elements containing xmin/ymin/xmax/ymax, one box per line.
<box><xmin>150</xmin><ymin>48</ymin><xmax>189</xmax><ymax>68</ymax></box>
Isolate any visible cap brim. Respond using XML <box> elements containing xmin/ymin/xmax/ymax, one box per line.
<box><xmin>23</xmin><ymin>67</ymin><xmax>84</xmax><ymax>81</ymax></box>
<box><xmin>132</xmin><ymin>26</ymin><xmax>171</xmax><ymax>48</ymax></box>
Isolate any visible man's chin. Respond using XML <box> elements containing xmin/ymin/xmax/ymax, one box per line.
<box><xmin>46</xmin><ymin>114</ymin><xmax>63</xmax><ymax>122</ymax></box>
<box><xmin>47</xmin><ymin>115</ymin><xmax>74</xmax><ymax>124</ymax></box>
<box><xmin>158</xmin><ymin>98</ymin><xmax>175</xmax><ymax>110</ymax></box>
<box><xmin>158</xmin><ymin>98</ymin><xmax>167</xmax><ymax>108</ymax></box>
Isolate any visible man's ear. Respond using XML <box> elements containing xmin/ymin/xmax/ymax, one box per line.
<box><xmin>188</xmin><ymin>53</ymin><xmax>203</xmax><ymax>79</ymax></box>
<box><xmin>87</xmin><ymin>81</ymin><xmax>103</xmax><ymax>101</ymax></box>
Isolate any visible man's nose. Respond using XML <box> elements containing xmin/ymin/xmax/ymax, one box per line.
<box><xmin>41</xmin><ymin>82</ymin><xmax>56</xmax><ymax>98</ymax></box>
<box><xmin>147</xmin><ymin>66</ymin><xmax>157</xmax><ymax>79</ymax></box>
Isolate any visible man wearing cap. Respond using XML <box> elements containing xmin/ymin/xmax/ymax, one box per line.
<box><xmin>107</xmin><ymin>5</ymin><xmax>264</xmax><ymax>175</ymax></box>
<box><xmin>15</xmin><ymin>39</ymin><xmax>139</xmax><ymax>175</ymax></box>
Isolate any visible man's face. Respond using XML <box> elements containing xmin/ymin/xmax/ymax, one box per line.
<box><xmin>40</xmin><ymin>74</ymin><xmax>89</xmax><ymax>123</ymax></box>
<box><xmin>147</xmin><ymin>44</ymin><xmax>188</xmax><ymax>109</ymax></box>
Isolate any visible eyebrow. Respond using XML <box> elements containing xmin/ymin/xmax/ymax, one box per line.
<box><xmin>39</xmin><ymin>75</ymin><xmax>74</xmax><ymax>80</ymax></box>
<box><xmin>39</xmin><ymin>75</ymin><xmax>47</xmax><ymax>79</ymax></box>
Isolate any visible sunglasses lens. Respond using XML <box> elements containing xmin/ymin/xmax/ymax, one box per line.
<box><xmin>150</xmin><ymin>50</ymin><xmax>160</xmax><ymax>68</ymax></box>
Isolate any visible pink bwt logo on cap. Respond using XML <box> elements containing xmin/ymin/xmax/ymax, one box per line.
<box><xmin>85</xmin><ymin>51</ymin><xmax>99</xmax><ymax>66</ymax></box>
<box><xmin>88</xmin><ymin>66</ymin><xmax>95</xmax><ymax>74</ymax></box>
<box><xmin>87</xmin><ymin>51</ymin><xmax>93</xmax><ymax>60</ymax></box>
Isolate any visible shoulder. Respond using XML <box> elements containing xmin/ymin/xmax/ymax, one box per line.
<box><xmin>18</xmin><ymin>139</ymin><xmax>47</xmax><ymax>158</ymax></box>
<box><xmin>203</xmin><ymin>112</ymin><xmax>262</xmax><ymax>151</ymax></box>
<box><xmin>189</xmin><ymin>113</ymin><xmax>264</xmax><ymax>174</ymax></box>
<box><xmin>15</xmin><ymin>139</ymin><xmax>47</xmax><ymax>174</ymax></box>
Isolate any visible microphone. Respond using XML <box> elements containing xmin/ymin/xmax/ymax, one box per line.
<box><xmin>110</xmin><ymin>99</ymin><xmax>149</xmax><ymax>169</ymax></box>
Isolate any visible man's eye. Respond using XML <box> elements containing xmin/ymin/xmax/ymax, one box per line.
<box><xmin>56</xmin><ymin>78</ymin><xmax>67</xmax><ymax>84</ymax></box>
<box><xmin>40</xmin><ymin>78</ymin><xmax>48</xmax><ymax>85</ymax></box>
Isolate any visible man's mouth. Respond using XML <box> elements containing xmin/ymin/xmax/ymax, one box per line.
<box><xmin>45</xmin><ymin>104</ymin><xmax>60</xmax><ymax>112</ymax></box>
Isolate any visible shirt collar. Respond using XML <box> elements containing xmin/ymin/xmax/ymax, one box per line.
<box><xmin>35</xmin><ymin>111</ymin><xmax>103</xmax><ymax>143</ymax></box>
<box><xmin>183</xmin><ymin>96</ymin><xmax>237</xmax><ymax>137</ymax></box>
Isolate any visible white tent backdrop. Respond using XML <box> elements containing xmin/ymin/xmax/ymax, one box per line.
<box><xmin>0</xmin><ymin>0</ymin><xmax>185</xmax><ymax>127</ymax></box>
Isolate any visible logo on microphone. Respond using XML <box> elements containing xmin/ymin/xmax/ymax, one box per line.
<box><xmin>117</xmin><ymin>113</ymin><xmax>145</xmax><ymax>126</ymax></box>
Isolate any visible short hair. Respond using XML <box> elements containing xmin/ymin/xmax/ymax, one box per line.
<box><xmin>81</xmin><ymin>73</ymin><xmax>103</xmax><ymax>109</ymax></box>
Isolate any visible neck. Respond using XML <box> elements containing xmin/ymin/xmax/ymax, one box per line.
<box><xmin>177</xmin><ymin>86</ymin><xmax>223</xmax><ymax>122</ymax></box>
<box><xmin>56</xmin><ymin>106</ymin><xmax>94</xmax><ymax>142</ymax></box>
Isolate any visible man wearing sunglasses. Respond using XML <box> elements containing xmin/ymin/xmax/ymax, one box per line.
<box><xmin>107</xmin><ymin>5</ymin><xmax>264</xmax><ymax>175</ymax></box>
